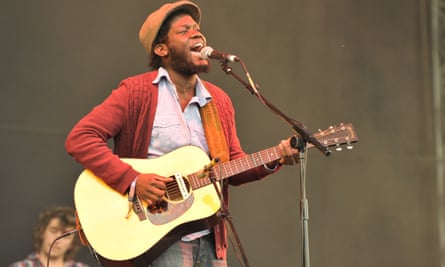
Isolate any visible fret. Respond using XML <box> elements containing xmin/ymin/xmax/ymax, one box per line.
<box><xmin>246</xmin><ymin>154</ymin><xmax>256</xmax><ymax>170</ymax></box>
<box><xmin>189</xmin><ymin>173</ymin><xmax>197</xmax><ymax>189</ymax></box>
<box><xmin>224</xmin><ymin>160</ymin><xmax>234</xmax><ymax>177</ymax></box>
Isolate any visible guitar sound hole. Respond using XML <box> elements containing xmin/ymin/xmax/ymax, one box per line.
<box><xmin>165</xmin><ymin>177</ymin><xmax>191</xmax><ymax>202</ymax></box>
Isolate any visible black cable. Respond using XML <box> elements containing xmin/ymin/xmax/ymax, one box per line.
<box><xmin>46</xmin><ymin>228</ymin><xmax>78</xmax><ymax>267</ymax></box>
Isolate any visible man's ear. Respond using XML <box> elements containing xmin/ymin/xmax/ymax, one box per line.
<box><xmin>153</xmin><ymin>43</ymin><xmax>168</xmax><ymax>57</ymax></box>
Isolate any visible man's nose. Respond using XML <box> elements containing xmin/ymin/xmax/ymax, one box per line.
<box><xmin>191</xmin><ymin>30</ymin><xmax>205</xmax><ymax>41</ymax></box>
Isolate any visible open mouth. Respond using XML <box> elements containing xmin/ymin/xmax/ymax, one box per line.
<box><xmin>191</xmin><ymin>42</ymin><xmax>205</xmax><ymax>55</ymax></box>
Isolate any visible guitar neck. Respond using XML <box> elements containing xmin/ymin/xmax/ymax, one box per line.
<box><xmin>186</xmin><ymin>122</ymin><xmax>358</xmax><ymax>190</ymax></box>
<box><xmin>188</xmin><ymin>146</ymin><xmax>281</xmax><ymax>190</ymax></box>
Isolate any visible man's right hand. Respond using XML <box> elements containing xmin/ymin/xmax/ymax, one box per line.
<box><xmin>135</xmin><ymin>173</ymin><xmax>174</xmax><ymax>206</ymax></box>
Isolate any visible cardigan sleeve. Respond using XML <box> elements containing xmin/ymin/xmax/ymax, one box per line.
<box><xmin>65</xmin><ymin>84</ymin><xmax>140</xmax><ymax>194</ymax></box>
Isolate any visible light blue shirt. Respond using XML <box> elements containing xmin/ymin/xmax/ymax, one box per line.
<box><xmin>149</xmin><ymin>67</ymin><xmax>212</xmax><ymax>158</ymax></box>
<box><xmin>149</xmin><ymin>68</ymin><xmax>213</xmax><ymax>241</ymax></box>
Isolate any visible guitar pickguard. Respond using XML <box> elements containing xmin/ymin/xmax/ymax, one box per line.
<box><xmin>148</xmin><ymin>194</ymin><xmax>195</xmax><ymax>225</ymax></box>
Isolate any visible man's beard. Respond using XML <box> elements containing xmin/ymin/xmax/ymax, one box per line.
<box><xmin>169</xmin><ymin>46</ymin><xmax>210</xmax><ymax>76</ymax></box>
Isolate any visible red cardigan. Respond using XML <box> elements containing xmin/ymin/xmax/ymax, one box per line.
<box><xmin>66</xmin><ymin>70</ymin><xmax>275</xmax><ymax>260</ymax></box>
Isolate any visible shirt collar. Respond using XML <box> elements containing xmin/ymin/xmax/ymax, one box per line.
<box><xmin>153</xmin><ymin>67</ymin><xmax>212</xmax><ymax>107</ymax></box>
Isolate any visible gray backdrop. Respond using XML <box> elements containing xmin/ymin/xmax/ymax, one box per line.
<box><xmin>1</xmin><ymin>0</ymin><xmax>438</xmax><ymax>266</ymax></box>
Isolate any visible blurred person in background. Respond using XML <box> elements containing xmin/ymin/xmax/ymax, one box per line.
<box><xmin>9</xmin><ymin>206</ymin><xmax>89</xmax><ymax>267</ymax></box>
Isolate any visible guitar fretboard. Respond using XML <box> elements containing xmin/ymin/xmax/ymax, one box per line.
<box><xmin>188</xmin><ymin>146</ymin><xmax>281</xmax><ymax>190</ymax></box>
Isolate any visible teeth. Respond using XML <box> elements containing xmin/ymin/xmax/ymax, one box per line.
<box><xmin>192</xmin><ymin>43</ymin><xmax>204</xmax><ymax>50</ymax></box>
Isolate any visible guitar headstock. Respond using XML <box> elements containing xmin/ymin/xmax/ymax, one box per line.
<box><xmin>312</xmin><ymin>123</ymin><xmax>358</xmax><ymax>152</ymax></box>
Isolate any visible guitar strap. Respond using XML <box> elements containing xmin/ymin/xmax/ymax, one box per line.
<box><xmin>200</xmin><ymin>100</ymin><xmax>230</xmax><ymax>163</ymax></box>
<box><xmin>200</xmin><ymin>99</ymin><xmax>239</xmax><ymax>264</ymax></box>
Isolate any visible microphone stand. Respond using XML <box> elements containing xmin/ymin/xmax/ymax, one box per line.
<box><xmin>217</xmin><ymin>58</ymin><xmax>331</xmax><ymax>267</ymax></box>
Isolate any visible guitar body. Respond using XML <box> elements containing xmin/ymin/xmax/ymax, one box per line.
<box><xmin>74</xmin><ymin>146</ymin><xmax>222</xmax><ymax>263</ymax></box>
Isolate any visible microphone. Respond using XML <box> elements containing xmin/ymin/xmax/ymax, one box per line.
<box><xmin>200</xmin><ymin>46</ymin><xmax>239</xmax><ymax>62</ymax></box>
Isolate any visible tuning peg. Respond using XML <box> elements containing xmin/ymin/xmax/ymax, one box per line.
<box><xmin>335</xmin><ymin>144</ymin><xmax>342</xmax><ymax>152</ymax></box>
<box><xmin>346</xmin><ymin>140</ymin><xmax>353</xmax><ymax>150</ymax></box>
